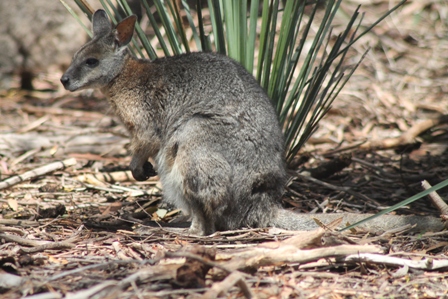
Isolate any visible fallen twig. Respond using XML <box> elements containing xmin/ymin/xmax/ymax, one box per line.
<box><xmin>0</xmin><ymin>158</ymin><xmax>77</xmax><ymax>190</ymax></box>
<box><xmin>17</xmin><ymin>115</ymin><xmax>50</xmax><ymax>133</ymax></box>
<box><xmin>0</xmin><ymin>233</ymin><xmax>51</xmax><ymax>246</ymax></box>
<box><xmin>201</xmin><ymin>272</ymin><xmax>254</xmax><ymax>299</ymax></box>
<box><xmin>341</xmin><ymin>253</ymin><xmax>448</xmax><ymax>270</ymax></box>
<box><xmin>0</xmin><ymin>219</ymin><xmax>40</xmax><ymax>227</ymax></box>
<box><xmin>421</xmin><ymin>180</ymin><xmax>448</xmax><ymax>215</ymax></box>
<box><xmin>0</xmin><ymin>233</ymin><xmax>75</xmax><ymax>253</ymax></box>
<box><xmin>223</xmin><ymin>243</ymin><xmax>382</xmax><ymax>271</ymax></box>
<box><xmin>19</xmin><ymin>241</ymin><xmax>75</xmax><ymax>253</ymax></box>
<box><xmin>77</xmin><ymin>171</ymin><xmax>159</xmax><ymax>183</ymax></box>
<box><xmin>166</xmin><ymin>251</ymin><xmax>232</xmax><ymax>274</ymax></box>
<box><xmin>64</xmin><ymin>280</ymin><xmax>118</xmax><ymax>299</ymax></box>
<box><xmin>360</xmin><ymin>115</ymin><xmax>448</xmax><ymax>150</ymax></box>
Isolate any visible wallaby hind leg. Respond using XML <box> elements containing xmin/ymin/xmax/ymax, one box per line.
<box><xmin>174</xmin><ymin>147</ymin><xmax>232</xmax><ymax>235</ymax></box>
<box><xmin>188</xmin><ymin>205</ymin><xmax>216</xmax><ymax>236</ymax></box>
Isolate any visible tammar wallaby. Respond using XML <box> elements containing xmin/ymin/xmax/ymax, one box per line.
<box><xmin>61</xmin><ymin>10</ymin><xmax>444</xmax><ymax>235</ymax></box>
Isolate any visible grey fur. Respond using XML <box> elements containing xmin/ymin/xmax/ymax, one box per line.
<box><xmin>61</xmin><ymin>10</ymin><xmax>290</xmax><ymax>235</ymax></box>
<box><xmin>61</xmin><ymin>10</ymin><xmax>446</xmax><ymax>235</ymax></box>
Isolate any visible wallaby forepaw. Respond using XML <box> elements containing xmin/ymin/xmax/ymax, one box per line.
<box><xmin>143</xmin><ymin>161</ymin><xmax>157</xmax><ymax>177</ymax></box>
<box><xmin>131</xmin><ymin>161</ymin><xmax>157</xmax><ymax>181</ymax></box>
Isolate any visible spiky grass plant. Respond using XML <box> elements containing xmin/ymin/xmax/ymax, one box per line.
<box><xmin>61</xmin><ymin>0</ymin><xmax>406</xmax><ymax>164</ymax></box>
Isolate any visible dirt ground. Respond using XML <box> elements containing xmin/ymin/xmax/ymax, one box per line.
<box><xmin>1</xmin><ymin>1</ymin><xmax>448</xmax><ymax>298</ymax></box>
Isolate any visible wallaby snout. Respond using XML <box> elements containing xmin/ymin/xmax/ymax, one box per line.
<box><xmin>60</xmin><ymin>10</ymin><xmax>137</xmax><ymax>92</ymax></box>
<box><xmin>60</xmin><ymin>67</ymin><xmax>82</xmax><ymax>92</ymax></box>
<box><xmin>60</xmin><ymin>74</ymin><xmax>71</xmax><ymax>90</ymax></box>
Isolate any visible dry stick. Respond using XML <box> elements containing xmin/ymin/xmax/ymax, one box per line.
<box><xmin>10</xmin><ymin>148</ymin><xmax>41</xmax><ymax>166</ymax></box>
<box><xmin>0</xmin><ymin>233</ymin><xmax>49</xmax><ymax>246</ymax></box>
<box><xmin>201</xmin><ymin>272</ymin><xmax>254</xmax><ymax>299</ymax></box>
<box><xmin>165</xmin><ymin>251</ymin><xmax>254</xmax><ymax>299</ymax></box>
<box><xmin>0</xmin><ymin>219</ymin><xmax>40</xmax><ymax>227</ymax></box>
<box><xmin>19</xmin><ymin>241</ymin><xmax>75</xmax><ymax>253</ymax></box>
<box><xmin>64</xmin><ymin>281</ymin><xmax>118</xmax><ymax>299</ymax></box>
<box><xmin>112</xmin><ymin>241</ymin><xmax>133</xmax><ymax>260</ymax></box>
<box><xmin>22</xmin><ymin>293</ymin><xmax>61</xmax><ymax>299</ymax></box>
<box><xmin>117</xmin><ymin>263</ymin><xmax>180</xmax><ymax>288</ymax></box>
<box><xmin>421</xmin><ymin>180</ymin><xmax>448</xmax><ymax>215</ymax></box>
<box><xmin>0</xmin><ymin>226</ymin><xmax>26</xmax><ymax>235</ymax></box>
<box><xmin>223</xmin><ymin>244</ymin><xmax>382</xmax><ymax>272</ymax></box>
<box><xmin>360</xmin><ymin>115</ymin><xmax>448</xmax><ymax>150</ymax></box>
<box><xmin>76</xmin><ymin>171</ymin><xmax>148</xmax><ymax>184</ymax></box>
<box><xmin>0</xmin><ymin>233</ymin><xmax>75</xmax><ymax>253</ymax></box>
<box><xmin>0</xmin><ymin>158</ymin><xmax>77</xmax><ymax>190</ymax></box>
<box><xmin>18</xmin><ymin>115</ymin><xmax>50</xmax><ymax>133</ymax></box>
<box><xmin>324</xmin><ymin>115</ymin><xmax>448</xmax><ymax>154</ymax></box>
<box><xmin>48</xmin><ymin>260</ymin><xmax>147</xmax><ymax>282</ymax></box>
<box><xmin>341</xmin><ymin>253</ymin><xmax>448</xmax><ymax>270</ymax></box>
<box><xmin>165</xmin><ymin>251</ymin><xmax>233</xmax><ymax>274</ymax></box>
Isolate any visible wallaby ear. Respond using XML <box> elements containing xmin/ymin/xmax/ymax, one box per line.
<box><xmin>114</xmin><ymin>15</ymin><xmax>137</xmax><ymax>47</ymax></box>
<box><xmin>92</xmin><ymin>9</ymin><xmax>112</xmax><ymax>37</ymax></box>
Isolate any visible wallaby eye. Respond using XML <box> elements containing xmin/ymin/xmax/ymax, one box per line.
<box><xmin>85</xmin><ymin>58</ymin><xmax>99</xmax><ymax>67</ymax></box>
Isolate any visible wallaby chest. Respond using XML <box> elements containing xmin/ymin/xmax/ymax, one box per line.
<box><xmin>102</xmin><ymin>58</ymin><xmax>164</xmax><ymax>134</ymax></box>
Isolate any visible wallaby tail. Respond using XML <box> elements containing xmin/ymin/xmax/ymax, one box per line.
<box><xmin>272</xmin><ymin>209</ymin><xmax>320</xmax><ymax>231</ymax></box>
<box><xmin>273</xmin><ymin>209</ymin><xmax>445</xmax><ymax>233</ymax></box>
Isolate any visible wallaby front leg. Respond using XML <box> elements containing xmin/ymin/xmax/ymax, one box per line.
<box><xmin>130</xmin><ymin>149</ymin><xmax>157</xmax><ymax>181</ymax></box>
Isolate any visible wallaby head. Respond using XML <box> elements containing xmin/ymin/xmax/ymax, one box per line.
<box><xmin>61</xmin><ymin>10</ymin><xmax>136</xmax><ymax>91</ymax></box>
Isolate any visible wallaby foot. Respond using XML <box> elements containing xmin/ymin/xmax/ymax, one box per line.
<box><xmin>188</xmin><ymin>212</ymin><xmax>215</xmax><ymax>236</ymax></box>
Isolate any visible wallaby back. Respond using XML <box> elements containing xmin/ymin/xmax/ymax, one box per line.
<box><xmin>62</xmin><ymin>10</ymin><xmax>287</xmax><ymax>235</ymax></box>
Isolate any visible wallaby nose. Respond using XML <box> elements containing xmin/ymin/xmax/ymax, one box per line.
<box><xmin>60</xmin><ymin>75</ymin><xmax>70</xmax><ymax>87</ymax></box>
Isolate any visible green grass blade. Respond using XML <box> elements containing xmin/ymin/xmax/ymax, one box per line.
<box><xmin>278</xmin><ymin>2</ymin><xmax>306</xmax><ymax>104</ymax></box>
<box><xmin>260</xmin><ymin>0</ymin><xmax>279</xmax><ymax>92</ymax></box>
<box><xmin>152</xmin><ymin>0</ymin><xmax>182</xmax><ymax>55</ymax></box>
<box><xmin>182</xmin><ymin>0</ymin><xmax>202</xmax><ymax>51</ymax></box>
<box><xmin>99</xmin><ymin>0</ymin><xmax>118</xmax><ymax>24</ymax></box>
<box><xmin>256</xmin><ymin>0</ymin><xmax>272</xmax><ymax>82</ymax></box>
<box><xmin>208</xmin><ymin>0</ymin><xmax>226</xmax><ymax>54</ymax></box>
<box><xmin>270</xmin><ymin>0</ymin><xmax>301</xmax><ymax>112</ymax></box>
<box><xmin>117</xmin><ymin>0</ymin><xmax>154</xmax><ymax>59</ymax></box>
<box><xmin>279</xmin><ymin>1</ymin><xmax>322</xmax><ymax>122</ymax></box>
<box><xmin>222</xmin><ymin>1</ymin><xmax>236</xmax><ymax>59</ymax></box>
<box><xmin>105</xmin><ymin>0</ymin><xmax>122</xmax><ymax>20</ymax></box>
<box><xmin>239</xmin><ymin>0</ymin><xmax>248</xmax><ymax>69</ymax></box>
<box><xmin>281</xmin><ymin>0</ymin><xmax>341</xmax><ymax>154</ymax></box>
<box><xmin>99</xmin><ymin>0</ymin><xmax>139</xmax><ymax>57</ymax></box>
<box><xmin>196</xmin><ymin>0</ymin><xmax>210</xmax><ymax>51</ymax></box>
<box><xmin>60</xmin><ymin>0</ymin><xmax>92</xmax><ymax>37</ymax></box>
<box><xmin>141</xmin><ymin>0</ymin><xmax>169</xmax><ymax>58</ymax></box>
<box><xmin>337</xmin><ymin>0</ymin><xmax>407</xmax><ymax>58</ymax></box>
<box><xmin>246</xmin><ymin>0</ymin><xmax>259</xmax><ymax>73</ymax></box>
<box><xmin>73</xmin><ymin>0</ymin><xmax>94</xmax><ymax>18</ymax></box>
<box><xmin>167</xmin><ymin>0</ymin><xmax>190</xmax><ymax>53</ymax></box>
